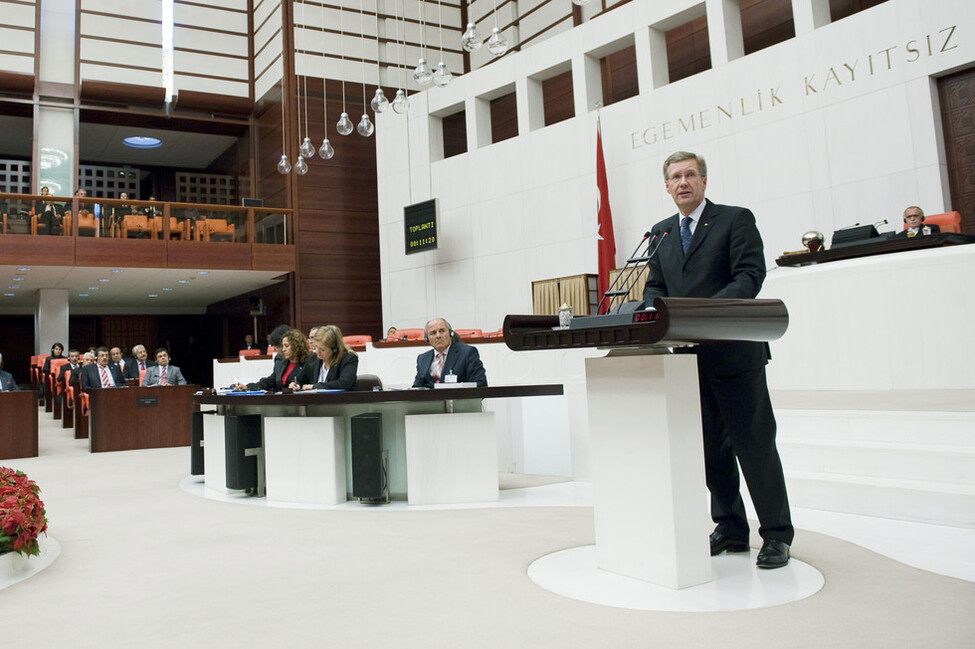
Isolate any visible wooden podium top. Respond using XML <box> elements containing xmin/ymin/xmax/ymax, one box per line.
<box><xmin>502</xmin><ymin>297</ymin><xmax>789</xmax><ymax>352</ymax></box>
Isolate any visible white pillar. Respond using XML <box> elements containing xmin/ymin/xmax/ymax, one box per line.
<box><xmin>37</xmin><ymin>0</ymin><xmax>78</xmax><ymax>195</ymax></box>
<box><xmin>35</xmin><ymin>289</ymin><xmax>69</xmax><ymax>355</ymax></box>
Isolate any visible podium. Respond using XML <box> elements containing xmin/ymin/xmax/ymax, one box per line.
<box><xmin>504</xmin><ymin>297</ymin><xmax>788</xmax><ymax>589</ymax></box>
<box><xmin>0</xmin><ymin>391</ymin><xmax>38</xmax><ymax>460</ymax></box>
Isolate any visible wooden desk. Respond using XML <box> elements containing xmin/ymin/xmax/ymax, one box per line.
<box><xmin>775</xmin><ymin>232</ymin><xmax>975</xmax><ymax>267</ymax></box>
<box><xmin>88</xmin><ymin>385</ymin><xmax>198</xmax><ymax>452</ymax></box>
<box><xmin>0</xmin><ymin>391</ymin><xmax>38</xmax><ymax>459</ymax></box>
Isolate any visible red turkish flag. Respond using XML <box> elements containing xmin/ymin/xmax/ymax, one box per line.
<box><xmin>595</xmin><ymin>121</ymin><xmax>617</xmax><ymax>314</ymax></box>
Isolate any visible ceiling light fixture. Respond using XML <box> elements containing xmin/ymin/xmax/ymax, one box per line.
<box><xmin>17</xmin><ymin>267</ymin><xmax>30</xmax><ymax>272</ymax></box>
<box><xmin>123</xmin><ymin>136</ymin><xmax>162</xmax><ymax>149</ymax></box>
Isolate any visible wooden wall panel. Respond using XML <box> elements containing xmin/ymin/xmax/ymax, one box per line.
<box><xmin>542</xmin><ymin>70</ymin><xmax>574</xmax><ymax>126</ymax></box>
<box><xmin>740</xmin><ymin>0</ymin><xmax>795</xmax><ymax>55</ymax></box>
<box><xmin>939</xmin><ymin>66</ymin><xmax>975</xmax><ymax>234</ymax></box>
<box><xmin>290</xmin><ymin>77</ymin><xmax>382</xmax><ymax>338</ymax></box>
<box><xmin>442</xmin><ymin>110</ymin><xmax>467</xmax><ymax>159</ymax></box>
<box><xmin>601</xmin><ymin>45</ymin><xmax>638</xmax><ymax>107</ymax></box>
<box><xmin>490</xmin><ymin>92</ymin><xmax>518</xmax><ymax>143</ymax></box>
<box><xmin>828</xmin><ymin>0</ymin><xmax>888</xmax><ymax>22</ymax></box>
<box><xmin>665</xmin><ymin>15</ymin><xmax>711</xmax><ymax>84</ymax></box>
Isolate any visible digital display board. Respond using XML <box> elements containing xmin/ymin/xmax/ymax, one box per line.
<box><xmin>404</xmin><ymin>198</ymin><xmax>438</xmax><ymax>254</ymax></box>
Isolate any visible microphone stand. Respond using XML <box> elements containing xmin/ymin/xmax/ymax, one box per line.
<box><xmin>596</xmin><ymin>232</ymin><xmax>652</xmax><ymax>315</ymax></box>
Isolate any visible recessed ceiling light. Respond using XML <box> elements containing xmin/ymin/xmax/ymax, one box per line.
<box><xmin>111</xmin><ymin>269</ymin><xmax>124</xmax><ymax>274</ymax></box>
<box><xmin>148</xmin><ymin>294</ymin><xmax>159</xmax><ymax>298</ymax></box>
<box><xmin>177</xmin><ymin>279</ymin><xmax>190</xmax><ymax>284</ymax></box>
<box><xmin>99</xmin><ymin>278</ymin><xmax>110</xmax><ymax>282</ymax></box>
<box><xmin>123</xmin><ymin>136</ymin><xmax>162</xmax><ymax>149</ymax></box>
<box><xmin>3</xmin><ymin>293</ymin><xmax>15</xmax><ymax>297</ymax></box>
<box><xmin>88</xmin><ymin>287</ymin><xmax>99</xmax><ymax>290</ymax></box>
<box><xmin>78</xmin><ymin>293</ymin><xmax>89</xmax><ymax>297</ymax></box>
<box><xmin>16</xmin><ymin>267</ymin><xmax>30</xmax><ymax>272</ymax></box>
<box><xmin>12</xmin><ymin>277</ymin><xmax>25</xmax><ymax>281</ymax></box>
<box><xmin>7</xmin><ymin>286</ymin><xmax>18</xmax><ymax>290</ymax></box>
<box><xmin>162</xmin><ymin>287</ymin><xmax>174</xmax><ymax>291</ymax></box>
<box><xmin>197</xmin><ymin>271</ymin><xmax>210</xmax><ymax>275</ymax></box>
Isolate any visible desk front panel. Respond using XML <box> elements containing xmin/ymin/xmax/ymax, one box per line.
<box><xmin>88</xmin><ymin>385</ymin><xmax>198</xmax><ymax>452</ymax></box>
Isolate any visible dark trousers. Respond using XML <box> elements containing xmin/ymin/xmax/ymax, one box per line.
<box><xmin>699</xmin><ymin>365</ymin><xmax>794</xmax><ymax>544</ymax></box>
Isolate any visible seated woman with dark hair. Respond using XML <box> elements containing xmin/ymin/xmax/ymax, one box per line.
<box><xmin>291</xmin><ymin>325</ymin><xmax>358</xmax><ymax>391</ymax></box>
<box><xmin>233</xmin><ymin>328</ymin><xmax>307</xmax><ymax>392</ymax></box>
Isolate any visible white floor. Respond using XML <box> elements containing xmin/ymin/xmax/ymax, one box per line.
<box><xmin>178</xmin><ymin>473</ymin><xmax>975</xmax><ymax>612</ymax></box>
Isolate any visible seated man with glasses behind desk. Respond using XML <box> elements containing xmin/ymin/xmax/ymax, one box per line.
<box><xmin>893</xmin><ymin>206</ymin><xmax>941</xmax><ymax>238</ymax></box>
<box><xmin>412</xmin><ymin>318</ymin><xmax>487</xmax><ymax>388</ymax></box>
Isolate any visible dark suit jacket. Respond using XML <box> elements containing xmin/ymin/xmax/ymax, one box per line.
<box><xmin>0</xmin><ymin>369</ymin><xmax>19</xmax><ymax>391</ymax></box>
<box><xmin>59</xmin><ymin>362</ymin><xmax>82</xmax><ymax>387</ymax></box>
<box><xmin>412</xmin><ymin>342</ymin><xmax>488</xmax><ymax>388</ymax></box>
<box><xmin>125</xmin><ymin>359</ymin><xmax>156</xmax><ymax>381</ymax></box>
<box><xmin>642</xmin><ymin>199</ymin><xmax>769</xmax><ymax>377</ymax></box>
<box><xmin>80</xmin><ymin>363</ymin><xmax>125</xmax><ymax>390</ymax></box>
<box><xmin>246</xmin><ymin>356</ymin><xmax>304</xmax><ymax>392</ymax></box>
<box><xmin>892</xmin><ymin>223</ymin><xmax>941</xmax><ymax>238</ymax></box>
<box><xmin>294</xmin><ymin>353</ymin><xmax>359</xmax><ymax>390</ymax></box>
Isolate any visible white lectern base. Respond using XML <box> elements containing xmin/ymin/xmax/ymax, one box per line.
<box><xmin>405</xmin><ymin>411</ymin><xmax>498</xmax><ymax>505</ymax></box>
<box><xmin>264</xmin><ymin>416</ymin><xmax>347</xmax><ymax>505</ymax></box>
<box><xmin>586</xmin><ymin>352</ymin><xmax>713</xmax><ymax>589</ymax></box>
<box><xmin>528</xmin><ymin>544</ymin><xmax>824</xmax><ymax>611</ymax></box>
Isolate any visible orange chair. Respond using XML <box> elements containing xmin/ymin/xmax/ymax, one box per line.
<box><xmin>32</xmin><ymin>355</ymin><xmax>49</xmax><ymax>387</ymax></box>
<box><xmin>200</xmin><ymin>218</ymin><xmax>236</xmax><ymax>242</ymax></box>
<box><xmin>901</xmin><ymin>210</ymin><xmax>962</xmax><ymax>233</ymax></box>
<box><xmin>238</xmin><ymin>349</ymin><xmax>262</xmax><ymax>358</ymax></box>
<box><xmin>395</xmin><ymin>328</ymin><xmax>426</xmax><ymax>341</ymax></box>
<box><xmin>343</xmin><ymin>335</ymin><xmax>373</xmax><ymax>346</ymax></box>
<box><xmin>64</xmin><ymin>210</ymin><xmax>99</xmax><ymax>237</ymax></box>
<box><xmin>454</xmin><ymin>328</ymin><xmax>483</xmax><ymax>339</ymax></box>
<box><xmin>154</xmin><ymin>216</ymin><xmax>187</xmax><ymax>240</ymax></box>
<box><xmin>122</xmin><ymin>213</ymin><xmax>152</xmax><ymax>238</ymax></box>
<box><xmin>1</xmin><ymin>211</ymin><xmax>6</xmax><ymax>234</ymax></box>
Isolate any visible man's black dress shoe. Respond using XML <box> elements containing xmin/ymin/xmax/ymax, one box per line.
<box><xmin>710</xmin><ymin>530</ymin><xmax>750</xmax><ymax>556</ymax></box>
<box><xmin>756</xmin><ymin>539</ymin><xmax>790</xmax><ymax>569</ymax></box>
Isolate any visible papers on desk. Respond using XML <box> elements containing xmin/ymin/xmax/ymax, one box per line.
<box><xmin>223</xmin><ymin>390</ymin><xmax>266</xmax><ymax>396</ymax></box>
<box><xmin>433</xmin><ymin>382</ymin><xmax>478</xmax><ymax>389</ymax></box>
<box><xmin>292</xmin><ymin>389</ymin><xmax>345</xmax><ymax>393</ymax></box>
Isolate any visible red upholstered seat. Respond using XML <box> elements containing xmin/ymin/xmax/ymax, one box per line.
<box><xmin>343</xmin><ymin>335</ymin><xmax>373</xmax><ymax>346</ymax></box>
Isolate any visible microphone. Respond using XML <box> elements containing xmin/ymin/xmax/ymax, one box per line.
<box><xmin>873</xmin><ymin>219</ymin><xmax>888</xmax><ymax>229</ymax></box>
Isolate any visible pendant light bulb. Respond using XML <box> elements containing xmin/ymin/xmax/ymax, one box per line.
<box><xmin>299</xmin><ymin>137</ymin><xmax>315</xmax><ymax>158</ymax></box>
<box><xmin>277</xmin><ymin>154</ymin><xmax>291</xmax><ymax>174</ymax></box>
<box><xmin>336</xmin><ymin>111</ymin><xmax>354</xmax><ymax>136</ymax></box>
<box><xmin>371</xmin><ymin>88</ymin><xmax>389</xmax><ymax>113</ymax></box>
<box><xmin>391</xmin><ymin>89</ymin><xmax>410</xmax><ymax>114</ymax></box>
<box><xmin>357</xmin><ymin>113</ymin><xmax>375</xmax><ymax>137</ymax></box>
<box><xmin>413</xmin><ymin>58</ymin><xmax>434</xmax><ymax>85</ymax></box>
<box><xmin>319</xmin><ymin>138</ymin><xmax>335</xmax><ymax>159</ymax></box>
<box><xmin>461</xmin><ymin>22</ymin><xmax>482</xmax><ymax>52</ymax></box>
<box><xmin>487</xmin><ymin>27</ymin><xmax>508</xmax><ymax>56</ymax></box>
<box><xmin>293</xmin><ymin>155</ymin><xmax>308</xmax><ymax>175</ymax></box>
<box><xmin>433</xmin><ymin>61</ymin><xmax>452</xmax><ymax>87</ymax></box>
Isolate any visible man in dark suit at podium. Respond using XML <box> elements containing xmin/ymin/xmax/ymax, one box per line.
<box><xmin>412</xmin><ymin>318</ymin><xmax>487</xmax><ymax>388</ymax></box>
<box><xmin>642</xmin><ymin>151</ymin><xmax>793</xmax><ymax>569</ymax></box>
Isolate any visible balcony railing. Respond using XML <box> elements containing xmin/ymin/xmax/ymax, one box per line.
<box><xmin>0</xmin><ymin>193</ymin><xmax>292</xmax><ymax>244</ymax></box>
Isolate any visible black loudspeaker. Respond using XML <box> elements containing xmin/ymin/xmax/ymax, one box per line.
<box><xmin>224</xmin><ymin>414</ymin><xmax>262</xmax><ymax>491</ymax></box>
<box><xmin>351</xmin><ymin>413</ymin><xmax>384</xmax><ymax>501</ymax></box>
<box><xmin>190</xmin><ymin>411</ymin><xmax>205</xmax><ymax>475</ymax></box>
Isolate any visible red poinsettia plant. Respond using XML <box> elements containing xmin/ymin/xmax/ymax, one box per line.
<box><xmin>0</xmin><ymin>467</ymin><xmax>49</xmax><ymax>557</ymax></box>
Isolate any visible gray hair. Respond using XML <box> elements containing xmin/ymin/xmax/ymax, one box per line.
<box><xmin>903</xmin><ymin>205</ymin><xmax>924</xmax><ymax>217</ymax></box>
<box><xmin>131</xmin><ymin>344</ymin><xmax>145</xmax><ymax>356</ymax></box>
<box><xmin>663</xmin><ymin>151</ymin><xmax>708</xmax><ymax>181</ymax></box>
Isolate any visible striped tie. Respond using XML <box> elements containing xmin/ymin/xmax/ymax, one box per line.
<box><xmin>160</xmin><ymin>366</ymin><xmax>168</xmax><ymax>385</ymax></box>
<box><xmin>98</xmin><ymin>365</ymin><xmax>111</xmax><ymax>387</ymax></box>
<box><xmin>431</xmin><ymin>352</ymin><xmax>445</xmax><ymax>380</ymax></box>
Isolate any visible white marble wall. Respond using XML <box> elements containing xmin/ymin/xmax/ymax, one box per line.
<box><xmin>375</xmin><ymin>0</ymin><xmax>975</xmax><ymax>332</ymax></box>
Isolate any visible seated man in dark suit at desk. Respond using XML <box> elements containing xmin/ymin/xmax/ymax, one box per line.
<box><xmin>412</xmin><ymin>318</ymin><xmax>488</xmax><ymax>388</ymax></box>
<box><xmin>58</xmin><ymin>349</ymin><xmax>82</xmax><ymax>387</ymax></box>
<box><xmin>80</xmin><ymin>347</ymin><xmax>125</xmax><ymax>390</ymax></box>
<box><xmin>125</xmin><ymin>344</ymin><xmax>156</xmax><ymax>383</ymax></box>
<box><xmin>893</xmin><ymin>205</ymin><xmax>941</xmax><ymax>238</ymax></box>
<box><xmin>110</xmin><ymin>346</ymin><xmax>134</xmax><ymax>379</ymax></box>
<box><xmin>0</xmin><ymin>353</ymin><xmax>20</xmax><ymax>391</ymax></box>
<box><xmin>142</xmin><ymin>348</ymin><xmax>187</xmax><ymax>386</ymax></box>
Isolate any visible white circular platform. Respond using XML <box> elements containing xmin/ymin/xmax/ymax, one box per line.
<box><xmin>528</xmin><ymin>544</ymin><xmax>824</xmax><ymax>612</ymax></box>
<box><xmin>0</xmin><ymin>536</ymin><xmax>61</xmax><ymax>591</ymax></box>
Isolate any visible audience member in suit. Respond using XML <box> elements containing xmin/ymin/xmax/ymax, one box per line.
<box><xmin>80</xmin><ymin>347</ymin><xmax>125</xmax><ymax>390</ymax></box>
<box><xmin>35</xmin><ymin>186</ymin><xmax>64</xmax><ymax>235</ymax></box>
<box><xmin>243</xmin><ymin>334</ymin><xmax>259</xmax><ymax>350</ymax></box>
<box><xmin>58</xmin><ymin>349</ymin><xmax>82</xmax><ymax>388</ymax></box>
<box><xmin>143</xmin><ymin>196</ymin><xmax>159</xmax><ymax>220</ymax></box>
<box><xmin>142</xmin><ymin>348</ymin><xmax>187</xmax><ymax>386</ymax></box>
<box><xmin>0</xmin><ymin>353</ymin><xmax>20</xmax><ymax>391</ymax></box>
<box><xmin>642</xmin><ymin>151</ymin><xmax>793</xmax><ymax>569</ymax></box>
<box><xmin>126</xmin><ymin>344</ymin><xmax>156</xmax><ymax>382</ymax></box>
<box><xmin>109</xmin><ymin>347</ymin><xmax>135</xmax><ymax>379</ymax></box>
<box><xmin>234</xmin><ymin>328</ymin><xmax>307</xmax><ymax>392</ymax></box>
<box><xmin>412</xmin><ymin>318</ymin><xmax>488</xmax><ymax>388</ymax></box>
<box><xmin>40</xmin><ymin>342</ymin><xmax>65</xmax><ymax>398</ymax></box>
<box><xmin>292</xmin><ymin>325</ymin><xmax>358</xmax><ymax>391</ymax></box>
<box><xmin>892</xmin><ymin>205</ymin><xmax>941</xmax><ymax>238</ymax></box>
